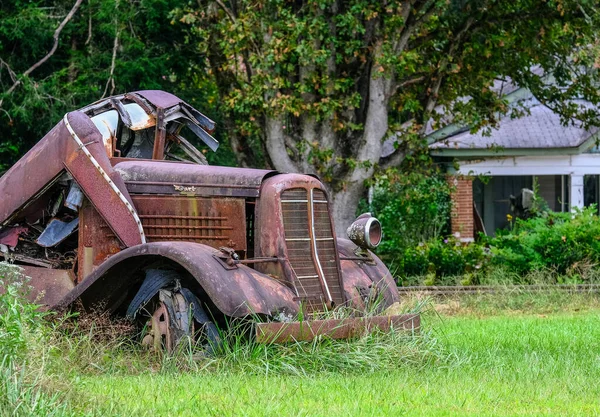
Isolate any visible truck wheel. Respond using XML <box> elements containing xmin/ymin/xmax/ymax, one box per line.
<box><xmin>128</xmin><ymin>269</ymin><xmax>221</xmax><ymax>354</ymax></box>
<box><xmin>141</xmin><ymin>290</ymin><xmax>191</xmax><ymax>352</ymax></box>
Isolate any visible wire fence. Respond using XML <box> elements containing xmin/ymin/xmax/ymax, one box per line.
<box><xmin>397</xmin><ymin>284</ymin><xmax>600</xmax><ymax>296</ymax></box>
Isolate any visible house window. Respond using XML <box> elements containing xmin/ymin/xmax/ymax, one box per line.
<box><xmin>473</xmin><ymin>175</ymin><xmax>569</xmax><ymax>236</ymax></box>
<box><xmin>584</xmin><ymin>175</ymin><xmax>600</xmax><ymax>213</ymax></box>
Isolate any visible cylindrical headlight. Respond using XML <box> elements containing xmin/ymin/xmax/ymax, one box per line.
<box><xmin>346</xmin><ymin>213</ymin><xmax>382</xmax><ymax>250</ymax></box>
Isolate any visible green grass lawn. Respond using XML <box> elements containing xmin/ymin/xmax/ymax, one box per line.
<box><xmin>70</xmin><ymin>309</ymin><xmax>600</xmax><ymax>417</ymax></box>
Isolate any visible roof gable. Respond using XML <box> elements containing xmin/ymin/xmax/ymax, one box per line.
<box><xmin>430</xmin><ymin>97</ymin><xmax>599</xmax><ymax>157</ymax></box>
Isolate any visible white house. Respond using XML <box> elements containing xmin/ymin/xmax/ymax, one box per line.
<box><xmin>429</xmin><ymin>91</ymin><xmax>600</xmax><ymax>238</ymax></box>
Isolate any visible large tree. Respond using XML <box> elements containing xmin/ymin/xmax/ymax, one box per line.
<box><xmin>174</xmin><ymin>0</ymin><xmax>600</xmax><ymax>233</ymax></box>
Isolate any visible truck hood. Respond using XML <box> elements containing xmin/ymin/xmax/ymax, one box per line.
<box><xmin>114</xmin><ymin>160</ymin><xmax>278</xmax><ymax>198</ymax></box>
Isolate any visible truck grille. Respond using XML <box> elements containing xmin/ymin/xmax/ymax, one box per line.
<box><xmin>281</xmin><ymin>188</ymin><xmax>343</xmax><ymax>309</ymax></box>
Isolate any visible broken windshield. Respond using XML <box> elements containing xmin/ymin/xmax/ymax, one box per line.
<box><xmin>88</xmin><ymin>101</ymin><xmax>214</xmax><ymax>163</ymax></box>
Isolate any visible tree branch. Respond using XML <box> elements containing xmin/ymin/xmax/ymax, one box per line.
<box><xmin>101</xmin><ymin>25</ymin><xmax>120</xmax><ymax>99</ymax></box>
<box><xmin>379</xmin><ymin>119</ymin><xmax>415</xmax><ymax>169</ymax></box>
<box><xmin>0</xmin><ymin>60</ymin><xmax>17</xmax><ymax>85</ymax></box>
<box><xmin>0</xmin><ymin>0</ymin><xmax>84</xmax><ymax>107</ymax></box>
<box><xmin>23</xmin><ymin>0</ymin><xmax>84</xmax><ymax>78</ymax></box>
<box><xmin>214</xmin><ymin>0</ymin><xmax>256</xmax><ymax>82</ymax></box>
<box><xmin>265</xmin><ymin>115</ymin><xmax>300</xmax><ymax>173</ymax></box>
<box><xmin>393</xmin><ymin>75</ymin><xmax>426</xmax><ymax>95</ymax></box>
<box><xmin>215</xmin><ymin>0</ymin><xmax>237</xmax><ymax>23</ymax></box>
<box><xmin>379</xmin><ymin>148</ymin><xmax>406</xmax><ymax>170</ymax></box>
<box><xmin>414</xmin><ymin>0</ymin><xmax>438</xmax><ymax>25</ymax></box>
<box><xmin>420</xmin><ymin>17</ymin><xmax>475</xmax><ymax>133</ymax></box>
<box><xmin>85</xmin><ymin>0</ymin><xmax>93</xmax><ymax>46</ymax></box>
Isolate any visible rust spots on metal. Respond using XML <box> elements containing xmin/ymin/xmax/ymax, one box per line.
<box><xmin>19</xmin><ymin>265</ymin><xmax>75</xmax><ymax>308</ymax></box>
<box><xmin>254</xmin><ymin>174</ymin><xmax>346</xmax><ymax>313</ymax></box>
<box><xmin>56</xmin><ymin>242</ymin><xmax>300</xmax><ymax>318</ymax></box>
<box><xmin>255</xmin><ymin>314</ymin><xmax>420</xmax><ymax>343</ymax></box>
<box><xmin>152</xmin><ymin>107</ymin><xmax>166</xmax><ymax>160</ymax></box>
<box><xmin>114</xmin><ymin>160</ymin><xmax>276</xmax><ymax>198</ymax></box>
<box><xmin>337</xmin><ymin>238</ymin><xmax>399</xmax><ymax>309</ymax></box>
<box><xmin>346</xmin><ymin>213</ymin><xmax>382</xmax><ymax>250</ymax></box>
<box><xmin>0</xmin><ymin>90</ymin><xmax>404</xmax><ymax>343</ymax></box>
<box><xmin>78</xmin><ymin>201</ymin><xmax>123</xmax><ymax>282</ymax></box>
<box><xmin>130</xmin><ymin>195</ymin><xmax>246</xmax><ymax>252</ymax></box>
<box><xmin>0</xmin><ymin>111</ymin><xmax>143</xmax><ymax>247</ymax></box>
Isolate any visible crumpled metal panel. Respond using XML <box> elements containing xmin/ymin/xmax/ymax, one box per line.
<box><xmin>114</xmin><ymin>160</ymin><xmax>276</xmax><ymax>198</ymax></box>
<box><xmin>36</xmin><ymin>217</ymin><xmax>79</xmax><ymax>248</ymax></box>
<box><xmin>134</xmin><ymin>90</ymin><xmax>183</xmax><ymax>109</ymax></box>
<box><xmin>0</xmin><ymin>111</ymin><xmax>143</xmax><ymax>247</ymax></box>
<box><xmin>0</xmin><ymin>226</ymin><xmax>28</xmax><ymax>248</ymax></box>
<box><xmin>56</xmin><ymin>241</ymin><xmax>300</xmax><ymax>318</ymax></box>
<box><xmin>62</xmin><ymin>112</ymin><xmax>143</xmax><ymax>247</ymax></box>
<box><xmin>19</xmin><ymin>265</ymin><xmax>75</xmax><ymax>308</ymax></box>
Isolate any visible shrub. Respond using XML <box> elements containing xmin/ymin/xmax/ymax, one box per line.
<box><xmin>0</xmin><ymin>263</ymin><xmax>83</xmax><ymax>417</ymax></box>
<box><xmin>362</xmin><ymin>170</ymin><xmax>452</xmax><ymax>258</ymax></box>
<box><xmin>486</xmin><ymin>206</ymin><xmax>600</xmax><ymax>276</ymax></box>
<box><xmin>399</xmin><ymin>237</ymin><xmax>488</xmax><ymax>282</ymax></box>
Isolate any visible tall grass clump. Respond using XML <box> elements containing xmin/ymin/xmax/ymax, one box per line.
<box><xmin>0</xmin><ymin>263</ymin><xmax>45</xmax><ymax>362</ymax></box>
<box><xmin>189</xmin><ymin>299</ymin><xmax>453</xmax><ymax>377</ymax></box>
<box><xmin>0</xmin><ymin>262</ymin><xmax>90</xmax><ymax>417</ymax></box>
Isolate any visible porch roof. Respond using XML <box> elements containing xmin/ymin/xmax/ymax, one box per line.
<box><xmin>430</xmin><ymin>98</ymin><xmax>600</xmax><ymax>157</ymax></box>
<box><xmin>452</xmin><ymin>154</ymin><xmax>600</xmax><ymax>177</ymax></box>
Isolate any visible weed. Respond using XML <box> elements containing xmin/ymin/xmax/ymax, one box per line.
<box><xmin>0</xmin><ymin>263</ymin><xmax>92</xmax><ymax>416</ymax></box>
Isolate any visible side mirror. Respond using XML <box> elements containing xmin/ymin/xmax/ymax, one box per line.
<box><xmin>346</xmin><ymin>213</ymin><xmax>382</xmax><ymax>250</ymax></box>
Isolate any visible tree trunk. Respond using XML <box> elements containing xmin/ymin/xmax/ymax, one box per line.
<box><xmin>327</xmin><ymin>64</ymin><xmax>392</xmax><ymax>236</ymax></box>
<box><xmin>330</xmin><ymin>181</ymin><xmax>366</xmax><ymax>237</ymax></box>
<box><xmin>264</xmin><ymin>115</ymin><xmax>299</xmax><ymax>173</ymax></box>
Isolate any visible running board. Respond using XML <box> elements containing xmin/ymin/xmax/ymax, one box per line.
<box><xmin>255</xmin><ymin>314</ymin><xmax>420</xmax><ymax>343</ymax></box>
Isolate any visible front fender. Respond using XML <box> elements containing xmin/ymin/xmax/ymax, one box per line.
<box><xmin>337</xmin><ymin>238</ymin><xmax>399</xmax><ymax>310</ymax></box>
<box><xmin>57</xmin><ymin>242</ymin><xmax>299</xmax><ymax>318</ymax></box>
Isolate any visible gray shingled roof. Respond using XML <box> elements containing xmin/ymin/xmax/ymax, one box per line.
<box><xmin>430</xmin><ymin>98</ymin><xmax>599</xmax><ymax>151</ymax></box>
<box><xmin>382</xmin><ymin>77</ymin><xmax>538</xmax><ymax>158</ymax></box>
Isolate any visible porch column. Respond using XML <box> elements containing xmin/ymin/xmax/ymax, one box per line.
<box><xmin>448</xmin><ymin>176</ymin><xmax>474</xmax><ymax>242</ymax></box>
<box><xmin>570</xmin><ymin>174</ymin><xmax>584</xmax><ymax>210</ymax></box>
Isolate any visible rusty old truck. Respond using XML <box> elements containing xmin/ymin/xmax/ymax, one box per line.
<box><xmin>0</xmin><ymin>90</ymin><xmax>417</xmax><ymax>350</ymax></box>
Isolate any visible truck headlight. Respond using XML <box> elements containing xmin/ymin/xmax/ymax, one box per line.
<box><xmin>346</xmin><ymin>213</ymin><xmax>382</xmax><ymax>250</ymax></box>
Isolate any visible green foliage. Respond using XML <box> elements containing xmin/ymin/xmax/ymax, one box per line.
<box><xmin>0</xmin><ymin>0</ymin><xmax>236</xmax><ymax>171</ymax></box>
<box><xmin>0</xmin><ymin>263</ymin><xmax>87</xmax><ymax>417</ymax></box>
<box><xmin>1</xmin><ymin>0</ymin><xmax>599</xmax><ymax>225</ymax></box>
<box><xmin>487</xmin><ymin>206</ymin><xmax>600</xmax><ymax>276</ymax></box>
<box><xmin>363</xmin><ymin>170</ymin><xmax>490</xmax><ymax>282</ymax></box>
<box><xmin>395</xmin><ymin>206</ymin><xmax>600</xmax><ymax>285</ymax></box>
<box><xmin>0</xmin><ymin>263</ymin><xmax>47</xmax><ymax>362</ymax></box>
<box><xmin>399</xmin><ymin>237</ymin><xmax>487</xmax><ymax>283</ymax></box>
<box><xmin>363</xmin><ymin>172</ymin><xmax>478</xmax><ymax>282</ymax></box>
<box><xmin>363</xmin><ymin>170</ymin><xmax>452</xmax><ymax>253</ymax></box>
<box><xmin>171</xmin><ymin>0</ymin><xmax>600</xmax><ymax>182</ymax></box>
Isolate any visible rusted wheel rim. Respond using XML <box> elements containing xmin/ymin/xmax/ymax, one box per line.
<box><xmin>141</xmin><ymin>293</ymin><xmax>197</xmax><ymax>353</ymax></box>
<box><xmin>142</xmin><ymin>302</ymin><xmax>173</xmax><ymax>352</ymax></box>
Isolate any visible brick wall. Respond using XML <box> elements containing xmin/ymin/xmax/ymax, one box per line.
<box><xmin>448</xmin><ymin>176</ymin><xmax>474</xmax><ymax>242</ymax></box>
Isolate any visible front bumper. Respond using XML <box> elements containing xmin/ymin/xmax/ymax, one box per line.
<box><xmin>254</xmin><ymin>314</ymin><xmax>420</xmax><ymax>343</ymax></box>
